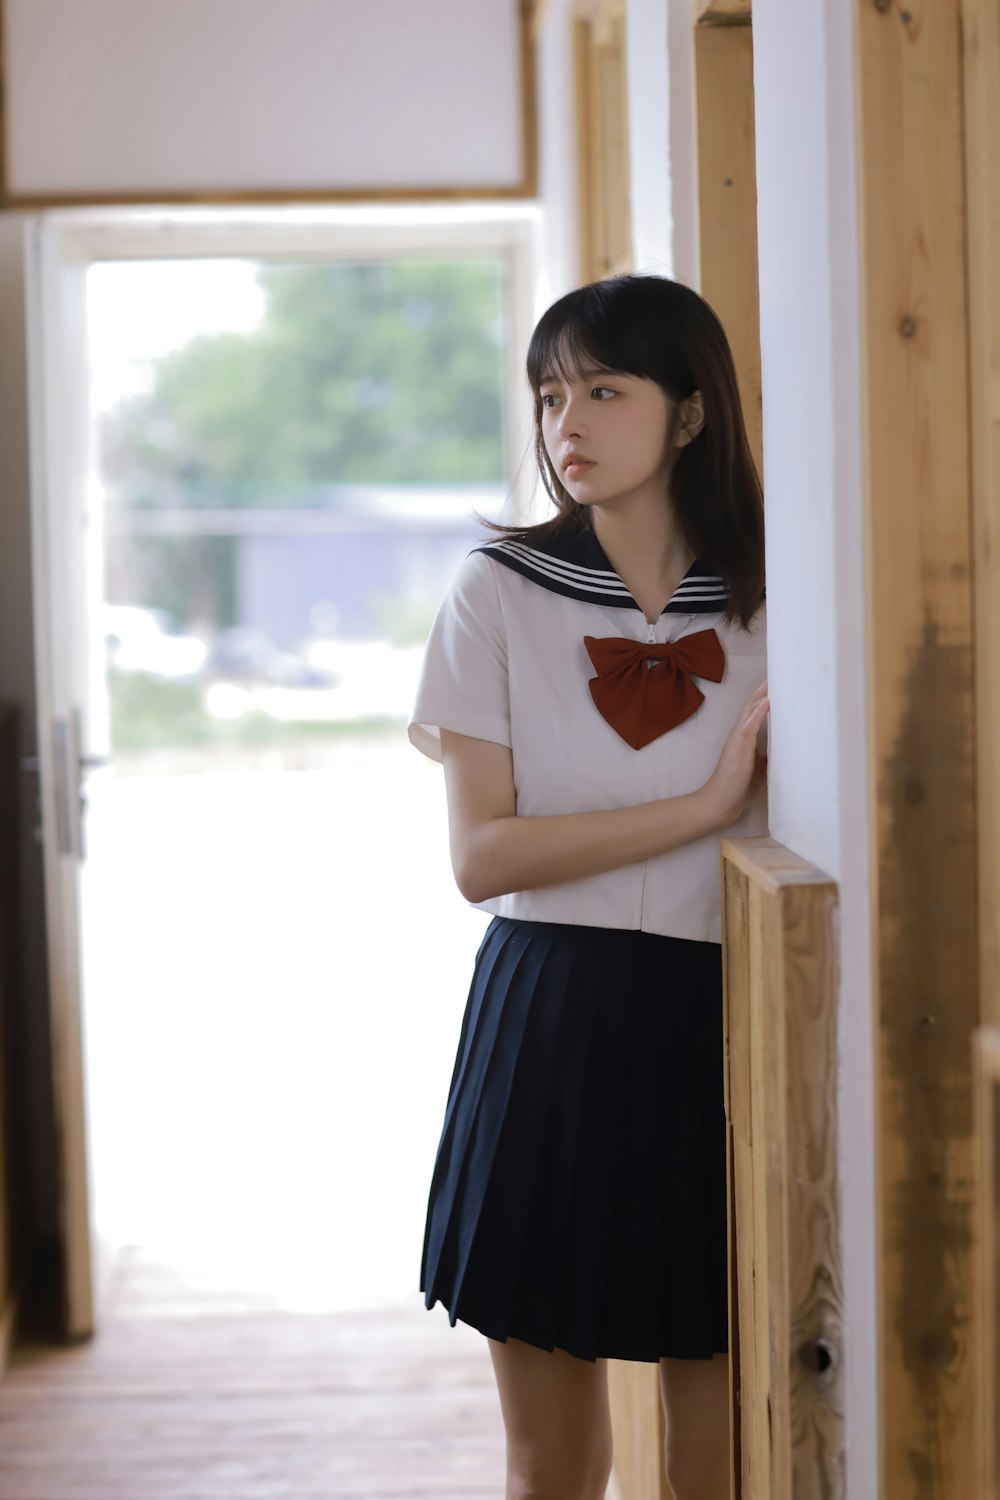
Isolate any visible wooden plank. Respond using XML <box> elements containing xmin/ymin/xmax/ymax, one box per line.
<box><xmin>747</xmin><ymin>880</ymin><xmax>773</xmax><ymax>1497</ymax></box>
<box><xmin>693</xmin><ymin>21</ymin><xmax>763</xmax><ymax>486</ymax></box>
<box><xmin>722</xmin><ymin>860</ymin><xmax>750</xmax><ymax>1500</ymax></box>
<box><xmin>779</xmin><ymin>881</ymin><xmax>843</xmax><ymax>1500</ymax></box>
<box><xmin>720</xmin><ymin>838</ymin><xmax>843</xmax><ymax>1499</ymax></box>
<box><xmin>854</xmin><ymin>3</ymin><xmax>980</xmax><ymax>1494</ymax></box>
<box><xmin>528</xmin><ymin>0</ymin><xmax>552</xmax><ymax>41</ymax></box>
<box><xmin>721</xmin><ymin>836</ymin><xmax>835</xmax><ymax>896</ymax></box>
<box><xmin>574</xmin><ymin>3</ymin><xmax>631</xmax><ymax>284</ymax></box>
<box><xmin>959</xmin><ymin>0</ymin><xmax>1000</xmax><ymax>1028</ymax></box>
<box><xmin>0</xmin><ymin>1248</ymin><xmax>511</xmax><ymax>1499</ymax></box>
<box><xmin>574</xmin><ymin>16</ymin><xmax>600</xmax><ymax>286</ymax></box>
<box><xmin>598</xmin><ymin>7</ymin><xmax>631</xmax><ymax>276</ymax></box>
<box><xmin>606</xmin><ymin>1359</ymin><xmax>670</xmax><ymax>1500</ymax></box>
<box><xmin>761</xmin><ymin>888</ymin><xmax>790</xmax><ymax>1500</ymax></box>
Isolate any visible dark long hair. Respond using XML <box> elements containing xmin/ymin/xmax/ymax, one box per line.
<box><xmin>482</xmin><ymin>274</ymin><xmax>765</xmax><ymax>629</ymax></box>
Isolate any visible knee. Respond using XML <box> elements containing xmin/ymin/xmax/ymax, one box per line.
<box><xmin>507</xmin><ymin>1438</ymin><xmax>613</xmax><ymax>1500</ymax></box>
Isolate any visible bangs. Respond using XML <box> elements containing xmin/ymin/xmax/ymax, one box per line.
<box><xmin>526</xmin><ymin>279</ymin><xmax>667</xmax><ymax>393</ymax></box>
<box><xmin>527</xmin><ymin>319</ymin><xmax>615</xmax><ymax>391</ymax></box>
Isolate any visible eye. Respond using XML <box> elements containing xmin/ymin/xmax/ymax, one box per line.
<box><xmin>540</xmin><ymin>392</ymin><xmax>561</xmax><ymax>409</ymax></box>
<box><xmin>592</xmin><ymin>386</ymin><xmax>616</xmax><ymax>400</ymax></box>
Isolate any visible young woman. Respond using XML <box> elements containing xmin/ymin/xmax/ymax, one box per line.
<box><xmin>407</xmin><ymin>274</ymin><xmax>769</xmax><ymax>1500</ymax></box>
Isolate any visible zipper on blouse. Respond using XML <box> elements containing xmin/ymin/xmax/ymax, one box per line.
<box><xmin>639</xmin><ymin>617</ymin><xmax>657</xmax><ymax>930</ymax></box>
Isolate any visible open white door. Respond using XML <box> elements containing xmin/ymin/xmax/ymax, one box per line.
<box><xmin>17</xmin><ymin>204</ymin><xmax>540</xmax><ymax>1344</ymax></box>
<box><xmin>23</xmin><ymin>214</ymin><xmax>113</xmax><ymax>1341</ymax></box>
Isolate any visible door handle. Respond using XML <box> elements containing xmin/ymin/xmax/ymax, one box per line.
<box><xmin>20</xmin><ymin>738</ymin><xmax>113</xmax><ymax>855</ymax></box>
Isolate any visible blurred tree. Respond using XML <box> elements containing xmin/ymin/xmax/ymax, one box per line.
<box><xmin>100</xmin><ymin>258</ymin><xmax>507</xmax><ymax>508</ymax></box>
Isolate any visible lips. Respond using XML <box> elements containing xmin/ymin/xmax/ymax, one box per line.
<box><xmin>562</xmin><ymin>453</ymin><xmax>595</xmax><ymax>478</ymax></box>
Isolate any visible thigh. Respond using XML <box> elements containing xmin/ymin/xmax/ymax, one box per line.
<box><xmin>488</xmin><ymin>1336</ymin><xmax>613</xmax><ymax>1490</ymax></box>
<box><xmin>658</xmin><ymin>1354</ymin><xmax>731</xmax><ymax>1497</ymax></box>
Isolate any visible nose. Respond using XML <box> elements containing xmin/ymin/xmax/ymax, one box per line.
<box><xmin>555</xmin><ymin>390</ymin><xmax>585</xmax><ymax>439</ymax></box>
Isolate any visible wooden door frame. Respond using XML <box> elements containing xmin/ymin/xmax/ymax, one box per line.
<box><xmin>573</xmin><ymin>0</ymin><xmax>632</xmax><ymax>282</ymax></box>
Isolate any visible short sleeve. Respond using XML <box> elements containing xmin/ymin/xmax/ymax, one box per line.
<box><xmin>407</xmin><ymin>549</ymin><xmax>511</xmax><ymax>764</ymax></box>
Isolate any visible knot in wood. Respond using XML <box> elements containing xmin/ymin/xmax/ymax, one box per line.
<box><xmin>798</xmin><ymin>1338</ymin><xmax>835</xmax><ymax>1374</ymax></box>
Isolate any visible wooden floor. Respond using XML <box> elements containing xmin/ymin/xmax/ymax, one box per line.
<box><xmin>0</xmin><ymin>1246</ymin><xmax>510</xmax><ymax>1500</ymax></box>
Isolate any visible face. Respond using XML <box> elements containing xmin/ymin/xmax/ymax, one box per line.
<box><xmin>537</xmin><ymin>365</ymin><xmax>681</xmax><ymax>513</ymax></box>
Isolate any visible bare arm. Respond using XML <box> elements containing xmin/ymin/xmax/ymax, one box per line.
<box><xmin>440</xmin><ymin>680</ymin><xmax>770</xmax><ymax>904</ymax></box>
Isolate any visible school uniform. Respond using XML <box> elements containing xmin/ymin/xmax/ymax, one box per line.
<box><xmin>407</xmin><ymin>523</ymin><xmax>767</xmax><ymax>1363</ymax></box>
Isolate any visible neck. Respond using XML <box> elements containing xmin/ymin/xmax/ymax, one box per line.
<box><xmin>589</xmin><ymin>495</ymin><xmax>695</xmax><ymax>591</ymax></box>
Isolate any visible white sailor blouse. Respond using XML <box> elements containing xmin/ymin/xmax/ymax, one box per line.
<box><xmin>407</xmin><ymin>526</ymin><xmax>768</xmax><ymax>943</ymax></box>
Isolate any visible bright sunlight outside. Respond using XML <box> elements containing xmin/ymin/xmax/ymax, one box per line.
<box><xmin>79</xmin><ymin>254</ymin><xmax>509</xmax><ymax>1314</ymax></box>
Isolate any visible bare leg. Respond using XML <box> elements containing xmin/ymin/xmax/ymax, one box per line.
<box><xmin>658</xmin><ymin>1353</ymin><xmax>731</xmax><ymax>1500</ymax></box>
<box><xmin>487</xmin><ymin>1335</ymin><xmax>615</xmax><ymax>1500</ymax></box>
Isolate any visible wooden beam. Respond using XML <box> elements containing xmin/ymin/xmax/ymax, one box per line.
<box><xmin>720</xmin><ymin>836</ymin><xmax>844</xmax><ymax>1500</ymax></box>
<box><xmin>694</xmin><ymin>0</ymin><xmax>751</xmax><ymax>27</ymax></box>
<box><xmin>693</xmin><ymin>20</ymin><xmax>762</xmax><ymax>485</ymax></box>
<box><xmin>962</xmin><ymin>2</ymin><xmax>1000</xmax><ymax>1491</ymax></box>
<box><xmin>960</xmin><ymin>0</ymin><xmax>1000</xmax><ymax>1029</ymax></box>
<box><xmin>854</xmin><ymin>2</ymin><xmax>980</xmax><ymax>1494</ymax></box>
<box><xmin>574</xmin><ymin>3</ymin><xmax>632</xmax><ymax>283</ymax></box>
<box><xmin>528</xmin><ymin>0</ymin><xmax>552</xmax><ymax>39</ymax></box>
<box><xmin>607</xmin><ymin>1359</ymin><xmax>670</xmax><ymax>1500</ymax></box>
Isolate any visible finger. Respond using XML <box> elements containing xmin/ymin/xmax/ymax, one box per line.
<box><xmin>744</xmin><ymin>691</ymin><xmax>769</xmax><ymax>716</ymax></box>
<box><xmin>738</xmin><ymin>696</ymin><xmax>770</xmax><ymax>734</ymax></box>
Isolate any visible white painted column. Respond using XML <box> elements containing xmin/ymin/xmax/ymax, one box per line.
<box><xmin>751</xmin><ymin>3</ymin><xmax>878</xmax><ymax>1494</ymax></box>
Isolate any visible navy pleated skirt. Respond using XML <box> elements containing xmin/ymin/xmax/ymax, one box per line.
<box><xmin>419</xmin><ymin>915</ymin><xmax>730</xmax><ymax>1363</ymax></box>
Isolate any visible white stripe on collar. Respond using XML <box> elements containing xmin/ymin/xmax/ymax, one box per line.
<box><xmin>472</xmin><ymin>530</ymin><xmax>731</xmax><ymax>615</ymax></box>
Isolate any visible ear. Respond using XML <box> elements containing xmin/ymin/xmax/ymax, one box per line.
<box><xmin>677</xmin><ymin>390</ymin><xmax>705</xmax><ymax>445</ymax></box>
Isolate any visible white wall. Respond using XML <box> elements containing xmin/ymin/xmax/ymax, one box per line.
<box><xmin>751</xmin><ymin>2</ymin><xmax>877</xmax><ymax>1494</ymax></box>
<box><xmin>5</xmin><ymin>0</ymin><xmax>524</xmax><ymax>197</ymax></box>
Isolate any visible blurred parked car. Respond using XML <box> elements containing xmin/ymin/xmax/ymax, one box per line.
<box><xmin>103</xmin><ymin>605</ymin><xmax>207</xmax><ymax>679</ymax></box>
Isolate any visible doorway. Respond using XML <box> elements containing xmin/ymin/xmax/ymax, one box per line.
<box><xmin>24</xmin><ymin>205</ymin><xmax>540</xmax><ymax>1333</ymax></box>
<box><xmin>83</xmin><ymin>249</ymin><xmax>508</xmax><ymax>1313</ymax></box>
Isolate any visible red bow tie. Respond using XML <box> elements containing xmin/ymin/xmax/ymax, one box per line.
<box><xmin>583</xmin><ymin>628</ymin><xmax>726</xmax><ymax>750</ymax></box>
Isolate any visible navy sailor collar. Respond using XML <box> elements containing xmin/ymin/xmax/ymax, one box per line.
<box><xmin>471</xmin><ymin>527</ymin><xmax>730</xmax><ymax>615</ymax></box>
